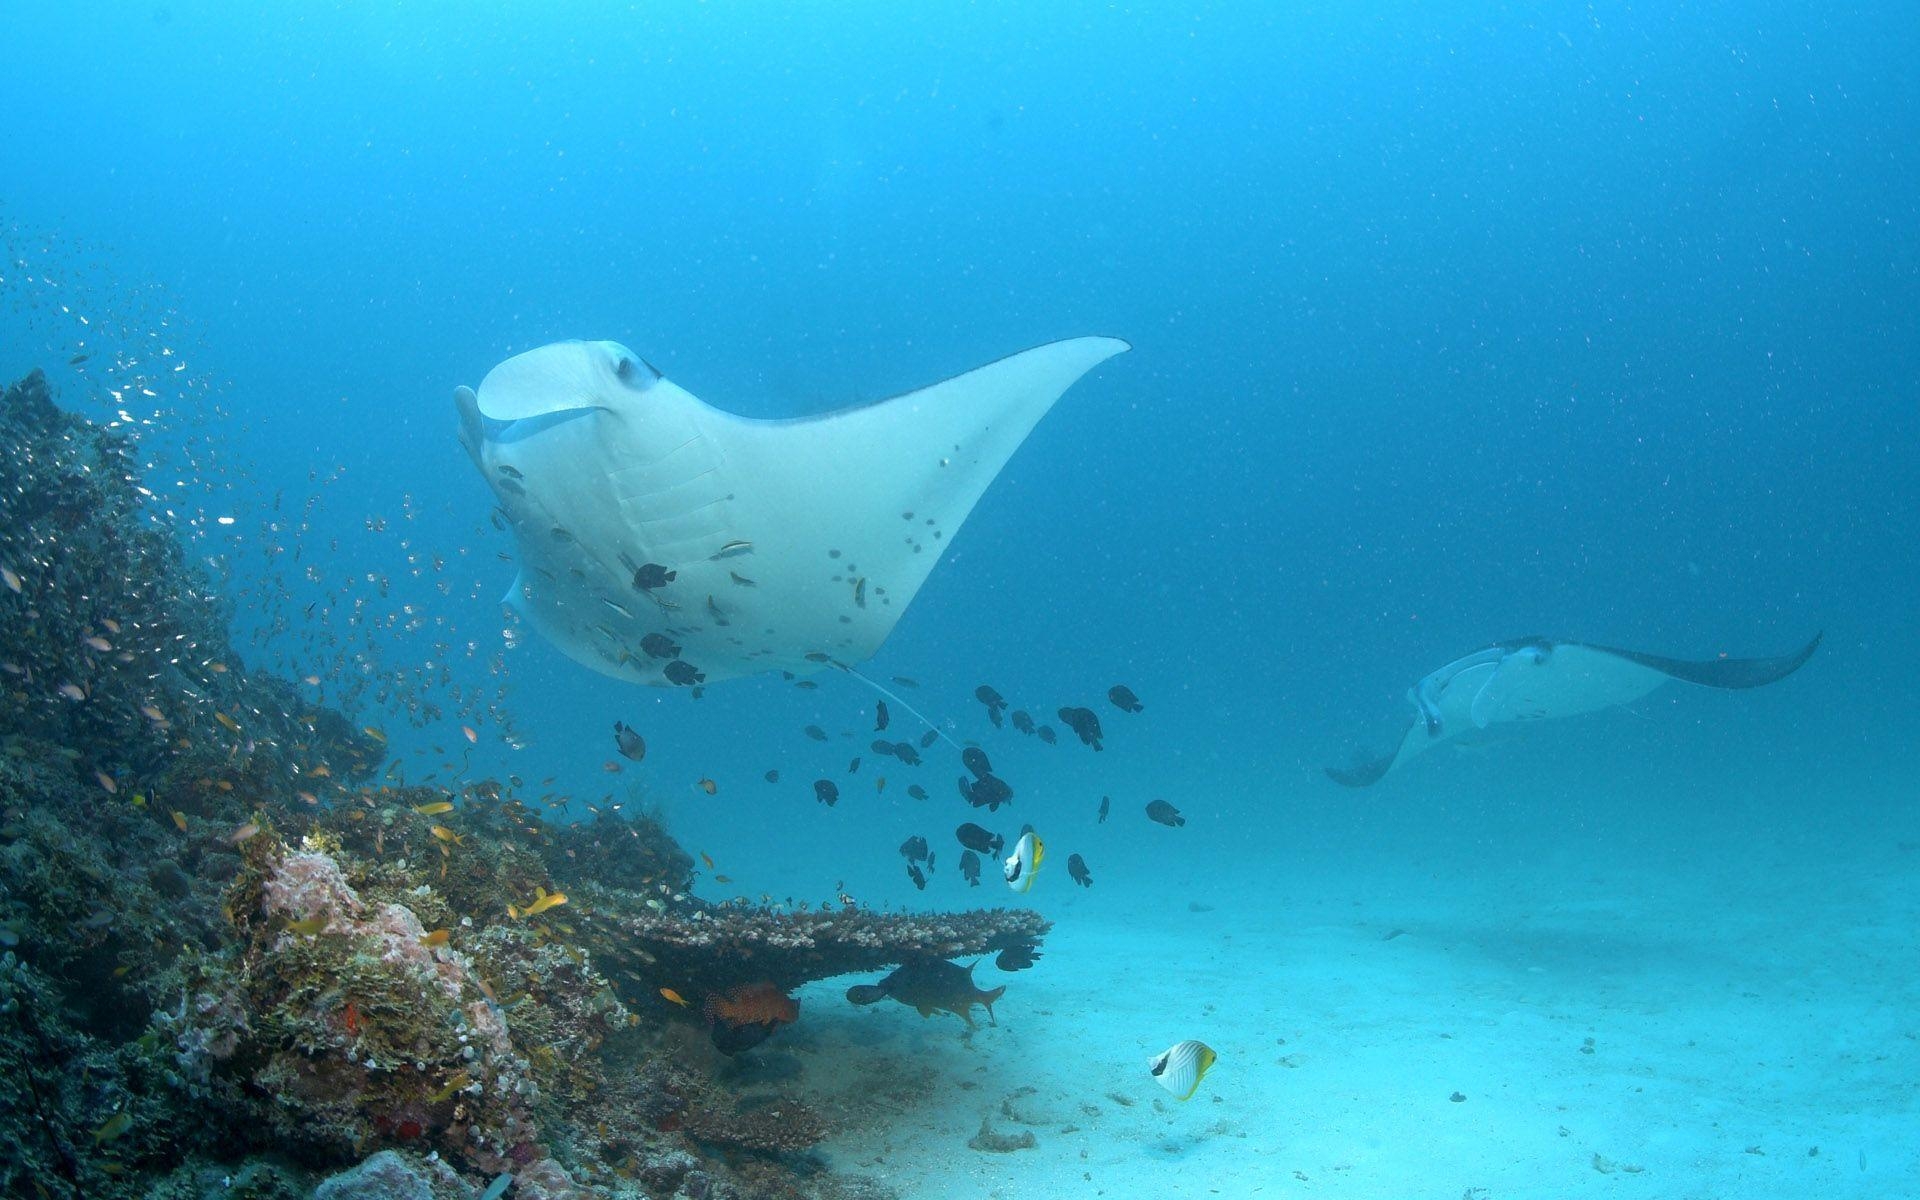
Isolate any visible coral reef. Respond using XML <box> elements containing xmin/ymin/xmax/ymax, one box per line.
<box><xmin>0</xmin><ymin>367</ymin><xmax>1039</xmax><ymax>1198</ymax></box>
<box><xmin>628</xmin><ymin>1059</ymin><xmax>829</xmax><ymax>1157</ymax></box>
<box><xmin>574</xmin><ymin>888</ymin><xmax>1049</xmax><ymax>1012</ymax></box>
<box><xmin>0</xmin><ymin>370</ymin><xmax>382</xmax><ymax>806</ymax></box>
<box><xmin>309</xmin><ymin>1150</ymin><xmax>461</xmax><ymax>1200</ymax></box>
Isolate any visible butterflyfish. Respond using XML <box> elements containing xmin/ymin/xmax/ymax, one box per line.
<box><xmin>1148</xmin><ymin>1039</ymin><xmax>1217</xmax><ymax>1101</ymax></box>
<box><xmin>1002</xmin><ymin>831</ymin><xmax>1043</xmax><ymax>893</ymax></box>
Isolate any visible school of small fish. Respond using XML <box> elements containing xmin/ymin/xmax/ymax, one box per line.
<box><xmin>0</xmin><ymin>236</ymin><xmax>1217</xmax><ymax>1118</ymax></box>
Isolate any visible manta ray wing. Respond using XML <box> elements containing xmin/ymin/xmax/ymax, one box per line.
<box><xmin>1323</xmin><ymin>735</ymin><xmax>1408</xmax><ymax>788</ymax></box>
<box><xmin>1326</xmin><ymin>634</ymin><xmax>1820</xmax><ymax>787</ymax></box>
<box><xmin>456</xmin><ymin>337</ymin><xmax>1129</xmax><ymax>685</ymax></box>
<box><xmin>1467</xmin><ymin>642</ymin><xmax>1672</xmax><ymax>726</ymax></box>
<box><xmin>1472</xmin><ymin>634</ymin><xmax>1825</xmax><ymax>726</ymax></box>
<box><xmin>1580</xmin><ymin>633</ymin><xmax>1823</xmax><ymax>690</ymax></box>
<box><xmin>693</xmin><ymin>336</ymin><xmax>1131</xmax><ymax>674</ymax></box>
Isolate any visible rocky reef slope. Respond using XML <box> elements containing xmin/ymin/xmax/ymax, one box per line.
<box><xmin>0</xmin><ymin>369</ymin><xmax>1048</xmax><ymax>1200</ymax></box>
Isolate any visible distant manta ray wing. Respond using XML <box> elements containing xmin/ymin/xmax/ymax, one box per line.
<box><xmin>1467</xmin><ymin>642</ymin><xmax>1674</xmax><ymax>726</ymax></box>
<box><xmin>455</xmin><ymin>336</ymin><xmax>1130</xmax><ymax>686</ymax></box>
<box><xmin>1472</xmin><ymin>634</ymin><xmax>1825</xmax><ymax>725</ymax></box>
<box><xmin>1324</xmin><ymin>633</ymin><xmax>1821</xmax><ymax>787</ymax></box>
<box><xmin>1579</xmin><ymin>633</ymin><xmax>1823</xmax><ymax>690</ymax></box>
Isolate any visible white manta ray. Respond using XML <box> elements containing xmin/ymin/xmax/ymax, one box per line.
<box><xmin>1326</xmin><ymin>633</ymin><xmax>1822</xmax><ymax>787</ymax></box>
<box><xmin>455</xmin><ymin>336</ymin><xmax>1130</xmax><ymax>687</ymax></box>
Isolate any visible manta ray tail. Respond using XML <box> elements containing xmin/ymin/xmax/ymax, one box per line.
<box><xmin>835</xmin><ymin>664</ymin><xmax>964</xmax><ymax>752</ymax></box>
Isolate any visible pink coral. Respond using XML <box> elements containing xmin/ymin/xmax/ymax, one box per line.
<box><xmin>261</xmin><ymin>852</ymin><xmax>474</xmax><ymax>999</ymax></box>
<box><xmin>510</xmin><ymin>1157</ymin><xmax>594</xmax><ymax>1200</ymax></box>
<box><xmin>361</xmin><ymin>901</ymin><xmax>467</xmax><ymax>998</ymax></box>
<box><xmin>261</xmin><ymin>850</ymin><xmax>364</xmax><ymax>929</ymax></box>
<box><xmin>467</xmin><ymin>998</ymin><xmax>513</xmax><ymax>1056</ymax></box>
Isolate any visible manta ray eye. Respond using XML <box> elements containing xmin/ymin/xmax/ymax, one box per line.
<box><xmin>614</xmin><ymin>356</ymin><xmax>640</xmax><ymax>384</ymax></box>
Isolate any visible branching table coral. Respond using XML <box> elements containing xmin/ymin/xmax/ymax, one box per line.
<box><xmin>574</xmin><ymin>886</ymin><xmax>1051</xmax><ymax>1007</ymax></box>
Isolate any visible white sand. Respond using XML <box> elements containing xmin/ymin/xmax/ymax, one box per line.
<box><xmin>772</xmin><ymin>821</ymin><xmax>1919</xmax><ymax>1198</ymax></box>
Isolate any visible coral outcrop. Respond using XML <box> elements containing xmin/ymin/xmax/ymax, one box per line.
<box><xmin>0</xmin><ymin>367</ymin><xmax>1020</xmax><ymax>1199</ymax></box>
<box><xmin>576</xmin><ymin>888</ymin><xmax>1048</xmax><ymax>1018</ymax></box>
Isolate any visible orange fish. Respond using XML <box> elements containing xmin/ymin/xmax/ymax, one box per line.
<box><xmin>508</xmin><ymin>887</ymin><xmax>567</xmax><ymax>919</ymax></box>
<box><xmin>703</xmin><ymin>981</ymin><xmax>799</xmax><ymax>1028</ymax></box>
<box><xmin>659</xmin><ymin>987</ymin><xmax>691</xmax><ymax>1008</ymax></box>
<box><xmin>419</xmin><ymin>929</ymin><xmax>451</xmax><ymax>947</ymax></box>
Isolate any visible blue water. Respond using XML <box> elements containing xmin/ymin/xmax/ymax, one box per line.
<box><xmin>3</xmin><ymin>1</ymin><xmax>1916</xmax><ymax>1189</ymax></box>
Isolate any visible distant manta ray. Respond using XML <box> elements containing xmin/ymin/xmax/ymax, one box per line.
<box><xmin>455</xmin><ymin>336</ymin><xmax>1129</xmax><ymax>689</ymax></box>
<box><xmin>1326</xmin><ymin>633</ymin><xmax>1822</xmax><ymax>787</ymax></box>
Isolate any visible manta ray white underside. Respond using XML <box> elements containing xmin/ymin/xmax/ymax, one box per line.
<box><xmin>455</xmin><ymin>337</ymin><xmax>1130</xmax><ymax>687</ymax></box>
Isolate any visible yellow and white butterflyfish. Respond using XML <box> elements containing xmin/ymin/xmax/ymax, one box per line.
<box><xmin>1002</xmin><ymin>831</ymin><xmax>1043</xmax><ymax>893</ymax></box>
<box><xmin>1148</xmin><ymin>1039</ymin><xmax>1217</xmax><ymax>1101</ymax></box>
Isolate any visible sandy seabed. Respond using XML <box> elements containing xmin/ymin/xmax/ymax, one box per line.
<box><xmin>773</xmin><ymin>820</ymin><xmax>1918</xmax><ymax>1199</ymax></box>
